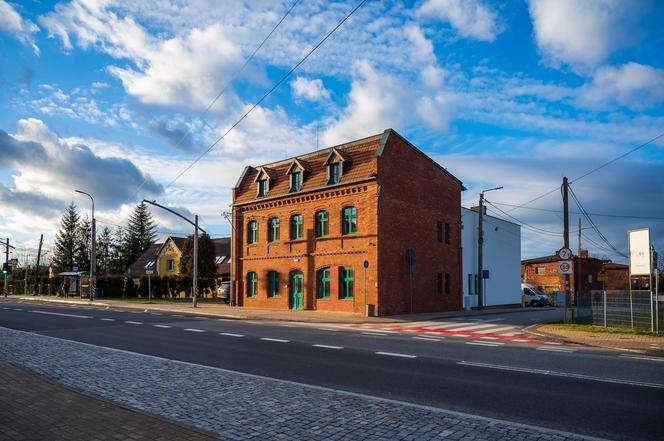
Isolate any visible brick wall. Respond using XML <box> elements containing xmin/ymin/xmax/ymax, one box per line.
<box><xmin>377</xmin><ymin>134</ymin><xmax>462</xmax><ymax>315</ymax></box>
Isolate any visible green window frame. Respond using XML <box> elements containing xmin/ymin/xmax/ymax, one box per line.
<box><xmin>342</xmin><ymin>206</ymin><xmax>357</xmax><ymax>235</ymax></box>
<box><xmin>315</xmin><ymin>210</ymin><xmax>328</xmax><ymax>238</ymax></box>
<box><xmin>247</xmin><ymin>272</ymin><xmax>257</xmax><ymax>297</ymax></box>
<box><xmin>290</xmin><ymin>214</ymin><xmax>303</xmax><ymax>240</ymax></box>
<box><xmin>267</xmin><ymin>271</ymin><xmax>279</xmax><ymax>297</ymax></box>
<box><xmin>290</xmin><ymin>172</ymin><xmax>302</xmax><ymax>192</ymax></box>
<box><xmin>328</xmin><ymin>162</ymin><xmax>340</xmax><ymax>184</ymax></box>
<box><xmin>247</xmin><ymin>220</ymin><xmax>258</xmax><ymax>244</ymax></box>
<box><xmin>339</xmin><ymin>267</ymin><xmax>354</xmax><ymax>299</ymax></box>
<box><xmin>317</xmin><ymin>267</ymin><xmax>330</xmax><ymax>299</ymax></box>
<box><xmin>268</xmin><ymin>217</ymin><xmax>280</xmax><ymax>242</ymax></box>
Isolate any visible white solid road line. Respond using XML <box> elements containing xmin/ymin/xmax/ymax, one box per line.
<box><xmin>260</xmin><ymin>337</ymin><xmax>290</xmax><ymax>343</ymax></box>
<box><xmin>184</xmin><ymin>328</ymin><xmax>205</xmax><ymax>333</ymax></box>
<box><xmin>29</xmin><ymin>310</ymin><xmax>92</xmax><ymax>319</ymax></box>
<box><xmin>220</xmin><ymin>332</ymin><xmax>245</xmax><ymax>337</ymax></box>
<box><xmin>124</xmin><ymin>321</ymin><xmax>143</xmax><ymax>325</ymax></box>
<box><xmin>13</xmin><ymin>308</ymin><xmax>23</xmax><ymax>311</ymax></box>
<box><xmin>317</xmin><ymin>327</ymin><xmax>341</xmax><ymax>332</ymax></box>
<box><xmin>99</xmin><ymin>318</ymin><xmax>116</xmax><ymax>322</ymax></box>
<box><xmin>153</xmin><ymin>324</ymin><xmax>171</xmax><ymax>328</ymax></box>
<box><xmin>361</xmin><ymin>332</ymin><xmax>388</xmax><ymax>336</ymax></box>
<box><xmin>536</xmin><ymin>346</ymin><xmax>575</xmax><ymax>352</ymax></box>
<box><xmin>375</xmin><ymin>351</ymin><xmax>417</xmax><ymax>359</ymax></box>
<box><xmin>312</xmin><ymin>344</ymin><xmax>344</xmax><ymax>350</ymax></box>
<box><xmin>458</xmin><ymin>361</ymin><xmax>664</xmax><ymax>389</ymax></box>
<box><xmin>619</xmin><ymin>354</ymin><xmax>664</xmax><ymax>362</ymax></box>
<box><xmin>466</xmin><ymin>341</ymin><xmax>501</xmax><ymax>347</ymax></box>
<box><xmin>412</xmin><ymin>336</ymin><xmax>444</xmax><ymax>342</ymax></box>
<box><xmin>472</xmin><ymin>340</ymin><xmax>504</xmax><ymax>345</ymax></box>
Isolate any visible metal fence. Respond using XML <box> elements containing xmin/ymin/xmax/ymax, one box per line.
<box><xmin>577</xmin><ymin>290</ymin><xmax>662</xmax><ymax>332</ymax></box>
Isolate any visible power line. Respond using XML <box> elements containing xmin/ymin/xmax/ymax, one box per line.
<box><xmin>501</xmin><ymin>130</ymin><xmax>664</xmax><ymax>213</ymax></box>
<box><xmin>164</xmin><ymin>0</ymin><xmax>369</xmax><ymax>189</ymax></box>
<box><xmin>484</xmin><ymin>200</ymin><xmax>563</xmax><ymax>236</ymax></box>
<box><xmin>568</xmin><ymin>184</ymin><xmax>627</xmax><ymax>258</ymax></box>
<box><xmin>489</xmin><ymin>201</ymin><xmax>664</xmax><ymax>220</ymax></box>
<box><xmin>133</xmin><ymin>0</ymin><xmax>300</xmax><ymax>198</ymax></box>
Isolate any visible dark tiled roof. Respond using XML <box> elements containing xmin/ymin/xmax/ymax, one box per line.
<box><xmin>212</xmin><ymin>237</ymin><xmax>231</xmax><ymax>276</ymax></box>
<box><xmin>604</xmin><ymin>262</ymin><xmax>628</xmax><ymax>270</ymax></box>
<box><xmin>127</xmin><ymin>243</ymin><xmax>161</xmax><ymax>276</ymax></box>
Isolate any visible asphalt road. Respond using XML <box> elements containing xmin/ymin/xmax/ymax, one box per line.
<box><xmin>2</xmin><ymin>298</ymin><xmax>663</xmax><ymax>441</ymax></box>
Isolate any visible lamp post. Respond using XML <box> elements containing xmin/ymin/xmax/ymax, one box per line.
<box><xmin>477</xmin><ymin>186</ymin><xmax>503</xmax><ymax>310</ymax></box>
<box><xmin>75</xmin><ymin>190</ymin><xmax>96</xmax><ymax>301</ymax></box>
<box><xmin>143</xmin><ymin>200</ymin><xmax>206</xmax><ymax>307</ymax></box>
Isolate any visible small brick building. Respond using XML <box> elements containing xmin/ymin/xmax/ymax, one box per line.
<box><xmin>231</xmin><ymin>129</ymin><xmax>464</xmax><ymax>315</ymax></box>
<box><xmin>521</xmin><ymin>251</ymin><xmax>605</xmax><ymax>296</ymax></box>
<box><xmin>602</xmin><ymin>262</ymin><xmax>629</xmax><ymax>290</ymax></box>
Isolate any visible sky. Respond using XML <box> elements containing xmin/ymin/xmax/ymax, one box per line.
<box><xmin>1</xmin><ymin>0</ymin><xmax>663</xmax><ymax>266</ymax></box>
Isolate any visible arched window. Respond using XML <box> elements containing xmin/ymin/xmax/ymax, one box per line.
<box><xmin>317</xmin><ymin>267</ymin><xmax>330</xmax><ymax>299</ymax></box>
<box><xmin>246</xmin><ymin>272</ymin><xmax>257</xmax><ymax>297</ymax></box>
<box><xmin>247</xmin><ymin>220</ymin><xmax>258</xmax><ymax>244</ymax></box>
<box><xmin>290</xmin><ymin>214</ymin><xmax>303</xmax><ymax>240</ymax></box>
<box><xmin>341</xmin><ymin>206</ymin><xmax>357</xmax><ymax>235</ymax></box>
<box><xmin>268</xmin><ymin>218</ymin><xmax>280</xmax><ymax>242</ymax></box>
<box><xmin>267</xmin><ymin>271</ymin><xmax>279</xmax><ymax>297</ymax></box>
<box><xmin>315</xmin><ymin>210</ymin><xmax>328</xmax><ymax>238</ymax></box>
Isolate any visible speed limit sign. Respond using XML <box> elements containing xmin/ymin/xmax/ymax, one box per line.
<box><xmin>557</xmin><ymin>247</ymin><xmax>573</xmax><ymax>260</ymax></box>
<box><xmin>557</xmin><ymin>260</ymin><xmax>572</xmax><ymax>274</ymax></box>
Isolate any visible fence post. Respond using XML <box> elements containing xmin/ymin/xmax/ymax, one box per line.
<box><xmin>603</xmin><ymin>290</ymin><xmax>607</xmax><ymax>327</ymax></box>
<box><xmin>630</xmin><ymin>290</ymin><xmax>634</xmax><ymax>329</ymax></box>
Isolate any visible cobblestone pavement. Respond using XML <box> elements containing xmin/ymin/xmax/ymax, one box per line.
<box><xmin>0</xmin><ymin>361</ymin><xmax>222</xmax><ymax>441</ymax></box>
<box><xmin>0</xmin><ymin>327</ymin><xmax>600</xmax><ymax>441</ymax></box>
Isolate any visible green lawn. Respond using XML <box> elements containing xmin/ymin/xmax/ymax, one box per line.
<box><xmin>547</xmin><ymin>322</ymin><xmax>664</xmax><ymax>336</ymax></box>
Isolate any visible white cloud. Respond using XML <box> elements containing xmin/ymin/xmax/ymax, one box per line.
<box><xmin>417</xmin><ymin>0</ymin><xmax>501</xmax><ymax>42</ymax></box>
<box><xmin>576</xmin><ymin>62</ymin><xmax>664</xmax><ymax>111</ymax></box>
<box><xmin>527</xmin><ymin>0</ymin><xmax>647</xmax><ymax>71</ymax></box>
<box><xmin>0</xmin><ymin>0</ymin><xmax>40</xmax><ymax>54</ymax></box>
<box><xmin>290</xmin><ymin>77</ymin><xmax>330</xmax><ymax>101</ymax></box>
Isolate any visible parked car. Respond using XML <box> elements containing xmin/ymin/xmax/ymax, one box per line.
<box><xmin>216</xmin><ymin>282</ymin><xmax>231</xmax><ymax>303</ymax></box>
<box><xmin>522</xmin><ymin>283</ymin><xmax>549</xmax><ymax>307</ymax></box>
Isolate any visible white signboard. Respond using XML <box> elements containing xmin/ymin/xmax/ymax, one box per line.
<box><xmin>628</xmin><ymin>228</ymin><xmax>651</xmax><ymax>276</ymax></box>
<box><xmin>557</xmin><ymin>260</ymin><xmax>572</xmax><ymax>274</ymax></box>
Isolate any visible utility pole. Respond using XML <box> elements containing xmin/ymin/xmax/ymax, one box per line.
<box><xmin>23</xmin><ymin>250</ymin><xmax>28</xmax><ymax>294</ymax></box>
<box><xmin>75</xmin><ymin>190</ymin><xmax>96</xmax><ymax>300</ymax></box>
<box><xmin>578</xmin><ymin>218</ymin><xmax>582</xmax><ymax>257</ymax></box>
<box><xmin>563</xmin><ymin>177</ymin><xmax>572</xmax><ymax>321</ymax></box>
<box><xmin>477</xmin><ymin>186</ymin><xmax>503</xmax><ymax>310</ymax></box>
<box><xmin>34</xmin><ymin>234</ymin><xmax>43</xmax><ymax>293</ymax></box>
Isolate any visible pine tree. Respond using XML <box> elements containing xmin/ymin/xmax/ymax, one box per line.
<box><xmin>179</xmin><ymin>233</ymin><xmax>216</xmax><ymax>277</ymax></box>
<box><xmin>108</xmin><ymin>226</ymin><xmax>127</xmax><ymax>274</ymax></box>
<box><xmin>74</xmin><ymin>215</ymin><xmax>92</xmax><ymax>272</ymax></box>
<box><xmin>123</xmin><ymin>202</ymin><xmax>158</xmax><ymax>267</ymax></box>
<box><xmin>96</xmin><ymin>226</ymin><xmax>113</xmax><ymax>275</ymax></box>
<box><xmin>52</xmin><ymin>203</ymin><xmax>80</xmax><ymax>272</ymax></box>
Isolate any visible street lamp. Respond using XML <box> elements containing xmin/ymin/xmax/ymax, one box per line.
<box><xmin>75</xmin><ymin>189</ymin><xmax>96</xmax><ymax>301</ymax></box>
<box><xmin>477</xmin><ymin>186</ymin><xmax>503</xmax><ymax>310</ymax></box>
<box><xmin>143</xmin><ymin>200</ymin><xmax>206</xmax><ymax>307</ymax></box>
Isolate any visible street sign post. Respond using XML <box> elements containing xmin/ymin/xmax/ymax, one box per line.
<box><xmin>557</xmin><ymin>260</ymin><xmax>572</xmax><ymax>274</ymax></box>
<box><xmin>146</xmin><ymin>269</ymin><xmax>153</xmax><ymax>301</ymax></box>
<box><xmin>363</xmin><ymin>260</ymin><xmax>369</xmax><ymax>317</ymax></box>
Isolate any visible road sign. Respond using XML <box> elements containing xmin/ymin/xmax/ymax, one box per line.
<box><xmin>557</xmin><ymin>260</ymin><xmax>572</xmax><ymax>274</ymax></box>
<box><xmin>363</xmin><ymin>260</ymin><xmax>369</xmax><ymax>269</ymax></box>
<box><xmin>597</xmin><ymin>269</ymin><xmax>609</xmax><ymax>282</ymax></box>
<box><xmin>557</xmin><ymin>247</ymin><xmax>573</xmax><ymax>260</ymax></box>
<box><xmin>145</xmin><ymin>270</ymin><xmax>154</xmax><ymax>275</ymax></box>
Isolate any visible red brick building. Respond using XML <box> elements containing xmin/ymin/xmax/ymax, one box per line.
<box><xmin>521</xmin><ymin>251</ymin><xmax>605</xmax><ymax>296</ymax></box>
<box><xmin>602</xmin><ymin>262</ymin><xmax>629</xmax><ymax>290</ymax></box>
<box><xmin>231</xmin><ymin>129</ymin><xmax>464</xmax><ymax>315</ymax></box>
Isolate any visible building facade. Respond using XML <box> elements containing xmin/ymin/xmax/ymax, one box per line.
<box><xmin>461</xmin><ymin>207</ymin><xmax>521</xmax><ymax>308</ymax></box>
<box><xmin>231</xmin><ymin>129</ymin><xmax>464</xmax><ymax>315</ymax></box>
<box><xmin>521</xmin><ymin>250</ymin><xmax>605</xmax><ymax>296</ymax></box>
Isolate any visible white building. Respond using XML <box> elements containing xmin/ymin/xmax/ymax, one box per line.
<box><xmin>461</xmin><ymin>207</ymin><xmax>521</xmax><ymax>308</ymax></box>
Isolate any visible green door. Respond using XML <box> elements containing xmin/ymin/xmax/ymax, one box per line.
<box><xmin>289</xmin><ymin>271</ymin><xmax>303</xmax><ymax>310</ymax></box>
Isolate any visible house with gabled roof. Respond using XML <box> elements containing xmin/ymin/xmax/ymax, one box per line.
<box><xmin>231</xmin><ymin>129</ymin><xmax>464</xmax><ymax>316</ymax></box>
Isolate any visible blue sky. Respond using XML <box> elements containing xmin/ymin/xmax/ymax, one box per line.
<box><xmin>1</xmin><ymin>0</ymin><xmax>663</xmax><ymax>265</ymax></box>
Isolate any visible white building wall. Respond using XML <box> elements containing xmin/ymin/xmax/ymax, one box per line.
<box><xmin>461</xmin><ymin>207</ymin><xmax>521</xmax><ymax>307</ymax></box>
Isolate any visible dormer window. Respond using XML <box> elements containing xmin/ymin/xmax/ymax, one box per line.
<box><xmin>257</xmin><ymin>179</ymin><xmax>267</xmax><ymax>198</ymax></box>
<box><xmin>324</xmin><ymin>147</ymin><xmax>350</xmax><ymax>186</ymax></box>
<box><xmin>286</xmin><ymin>159</ymin><xmax>309</xmax><ymax>193</ymax></box>
<box><xmin>328</xmin><ymin>163</ymin><xmax>340</xmax><ymax>185</ymax></box>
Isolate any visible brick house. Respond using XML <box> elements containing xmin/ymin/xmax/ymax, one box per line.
<box><xmin>231</xmin><ymin>129</ymin><xmax>464</xmax><ymax>315</ymax></box>
<box><xmin>521</xmin><ymin>250</ymin><xmax>605</xmax><ymax>297</ymax></box>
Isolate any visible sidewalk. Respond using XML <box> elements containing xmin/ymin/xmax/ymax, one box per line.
<box><xmin>14</xmin><ymin>295</ymin><xmax>546</xmax><ymax>325</ymax></box>
<box><xmin>531</xmin><ymin>324</ymin><xmax>664</xmax><ymax>355</ymax></box>
<box><xmin>0</xmin><ymin>361</ymin><xmax>222</xmax><ymax>441</ymax></box>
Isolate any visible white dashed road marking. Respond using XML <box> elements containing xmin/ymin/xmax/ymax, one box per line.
<box><xmin>536</xmin><ymin>346</ymin><xmax>575</xmax><ymax>353</ymax></box>
<box><xmin>260</xmin><ymin>338</ymin><xmax>290</xmax><ymax>343</ymax></box>
<box><xmin>466</xmin><ymin>341</ymin><xmax>501</xmax><ymax>347</ymax></box>
<box><xmin>220</xmin><ymin>333</ymin><xmax>244</xmax><ymax>338</ymax></box>
<box><xmin>412</xmin><ymin>337</ymin><xmax>443</xmax><ymax>342</ymax></box>
<box><xmin>124</xmin><ymin>321</ymin><xmax>143</xmax><ymax>325</ymax></box>
<box><xmin>317</xmin><ymin>328</ymin><xmax>340</xmax><ymax>332</ymax></box>
<box><xmin>375</xmin><ymin>351</ymin><xmax>417</xmax><ymax>359</ymax></box>
<box><xmin>619</xmin><ymin>354</ymin><xmax>664</xmax><ymax>362</ymax></box>
<box><xmin>29</xmin><ymin>310</ymin><xmax>91</xmax><ymax>319</ymax></box>
<box><xmin>153</xmin><ymin>324</ymin><xmax>171</xmax><ymax>328</ymax></box>
<box><xmin>361</xmin><ymin>332</ymin><xmax>388</xmax><ymax>336</ymax></box>
<box><xmin>99</xmin><ymin>318</ymin><xmax>116</xmax><ymax>322</ymax></box>
<box><xmin>184</xmin><ymin>328</ymin><xmax>205</xmax><ymax>333</ymax></box>
<box><xmin>312</xmin><ymin>344</ymin><xmax>344</xmax><ymax>350</ymax></box>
